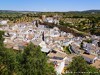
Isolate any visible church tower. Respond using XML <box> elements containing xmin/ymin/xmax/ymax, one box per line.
<box><xmin>42</xmin><ymin>31</ymin><xmax>44</xmax><ymax>41</ymax></box>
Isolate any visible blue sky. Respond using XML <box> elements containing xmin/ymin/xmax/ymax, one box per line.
<box><xmin>0</xmin><ymin>0</ymin><xmax>100</xmax><ymax>11</ymax></box>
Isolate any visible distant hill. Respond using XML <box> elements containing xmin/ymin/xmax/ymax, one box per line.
<box><xmin>0</xmin><ymin>10</ymin><xmax>38</xmax><ymax>13</ymax></box>
<box><xmin>0</xmin><ymin>9</ymin><xmax>100</xmax><ymax>13</ymax></box>
<box><xmin>67</xmin><ymin>10</ymin><xmax>100</xmax><ymax>13</ymax></box>
<box><xmin>0</xmin><ymin>10</ymin><xmax>15</xmax><ymax>12</ymax></box>
<box><xmin>81</xmin><ymin>10</ymin><xmax>100</xmax><ymax>13</ymax></box>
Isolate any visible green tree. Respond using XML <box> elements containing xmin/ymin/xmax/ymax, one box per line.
<box><xmin>0</xmin><ymin>31</ymin><xmax>19</xmax><ymax>75</ymax></box>
<box><xmin>1</xmin><ymin>48</ymin><xmax>18</xmax><ymax>75</ymax></box>
<box><xmin>65</xmin><ymin>56</ymin><xmax>99</xmax><ymax>75</ymax></box>
<box><xmin>0</xmin><ymin>31</ymin><xmax>4</xmax><ymax>47</ymax></box>
<box><xmin>20</xmin><ymin>43</ymin><xmax>55</xmax><ymax>75</ymax></box>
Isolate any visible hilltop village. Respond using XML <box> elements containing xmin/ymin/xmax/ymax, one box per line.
<box><xmin>0</xmin><ymin>15</ymin><xmax>100</xmax><ymax>74</ymax></box>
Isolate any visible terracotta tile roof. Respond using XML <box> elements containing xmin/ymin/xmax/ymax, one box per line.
<box><xmin>48</xmin><ymin>51</ymin><xmax>67</xmax><ymax>61</ymax></box>
<box><xmin>81</xmin><ymin>54</ymin><xmax>96</xmax><ymax>59</ymax></box>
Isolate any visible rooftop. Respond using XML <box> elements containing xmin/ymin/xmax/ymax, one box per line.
<box><xmin>91</xmin><ymin>60</ymin><xmax>100</xmax><ymax>69</ymax></box>
<box><xmin>48</xmin><ymin>50</ymin><xmax>67</xmax><ymax>63</ymax></box>
<box><xmin>81</xmin><ymin>53</ymin><xmax>96</xmax><ymax>59</ymax></box>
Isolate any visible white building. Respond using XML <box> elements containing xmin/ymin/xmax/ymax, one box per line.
<box><xmin>0</xmin><ymin>20</ymin><xmax>8</xmax><ymax>25</ymax></box>
<box><xmin>81</xmin><ymin>54</ymin><xmax>97</xmax><ymax>64</ymax></box>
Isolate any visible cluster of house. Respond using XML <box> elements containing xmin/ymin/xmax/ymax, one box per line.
<box><xmin>1</xmin><ymin>22</ymin><xmax>73</xmax><ymax>74</ymax></box>
<box><xmin>42</xmin><ymin>15</ymin><xmax>60</xmax><ymax>25</ymax></box>
<box><xmin>0</xmin><ymin>20</ymin><xmax>100</xmax><ymax>74</ymax></box>
<box><xmin>81</xmin><ymin>35</ymin><xmax>100</xmax><ymax>69</ymax></box>
<box><xmin>0</xmin><ymin>20</ymin><xmax>8</xmax><ymax>25</ymax></box>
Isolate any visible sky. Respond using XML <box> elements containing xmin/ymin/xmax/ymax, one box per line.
<box><xmin>0</xmin><ymin>0</ymin><xmax>100</xmax><ymax>11</ymax></box>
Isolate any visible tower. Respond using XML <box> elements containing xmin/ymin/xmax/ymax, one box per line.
<box><xmin>36</xmin><ymin>20</ymin><xmax>39</xmax><ymax>27</ymax></box>
<box><xmin>42</xmin><ymin>31</ymin><xmax>44</xmax><ymax>41</ymax></box>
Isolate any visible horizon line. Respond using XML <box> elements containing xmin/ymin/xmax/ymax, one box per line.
<box><xmin>0</xmin><ymin>9</ymin><xmax>100</xmax><ymax>12</ymax></box>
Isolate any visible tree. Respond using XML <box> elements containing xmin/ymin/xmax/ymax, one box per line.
<box><xmin>65</xmin><ymin>56</ymin><xmax>99</xmax><ymax>75</ymax></box>
<box><xmin>0</xmin><ymin>31</ymin><xmax>19</xmax><ymax>75</ymax></box>
<box><xmin>20</xmin><ymin>43</ymin><xmax>55</xmax><ymax>75</ymax></box>
<box><xmin>0</xmin><ymin>48</ymin><xmax>18</xmax><ymax>75</ymax></box>
<box><xmin>0</xmin><ymin>31</ymin><xmax>4</xmax><ymax>47</ymax></box>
